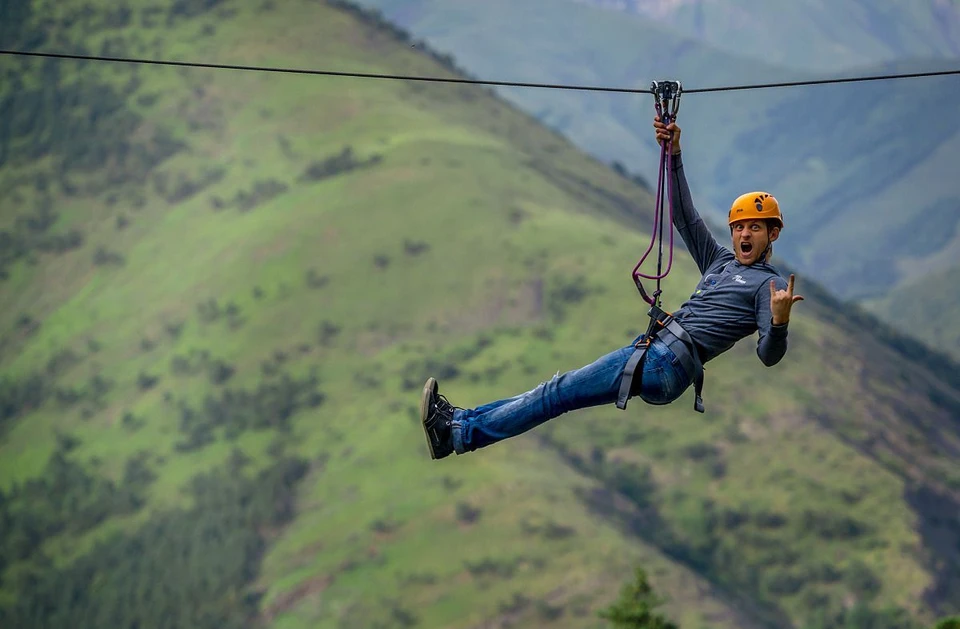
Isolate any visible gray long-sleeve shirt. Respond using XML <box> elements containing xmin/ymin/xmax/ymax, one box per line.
<box><xmin>667</xmin><ymin>152</ymin><xmax>790</xmax><ymax>366</ymax></box>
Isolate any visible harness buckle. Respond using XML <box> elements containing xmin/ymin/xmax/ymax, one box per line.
<box><xmin>647</xmin><ymin>303</ymin><xmax>674</xmax><ymax>329</ymax></box>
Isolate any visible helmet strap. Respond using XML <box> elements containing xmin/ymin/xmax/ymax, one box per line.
<box><xmin>759</xmin><ymin>243</ymin><xmax>771</xmax><ymax>263</ymax></box>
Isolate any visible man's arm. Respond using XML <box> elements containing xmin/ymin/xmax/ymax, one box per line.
<box><xmin>755</xmin><ymin>275</ymin><xmax>790</xmax><ymax>366</ymax></box>
<box><xmin>669</xmin><ymin>152</ymin><xmax>728</xmax><ymax>275</ymax></box>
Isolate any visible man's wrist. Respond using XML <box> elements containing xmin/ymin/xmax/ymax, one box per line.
<box><xmin>670</xmin><ymin>149</ymin><xmax>683</xmax><ymax>168</ymax></box>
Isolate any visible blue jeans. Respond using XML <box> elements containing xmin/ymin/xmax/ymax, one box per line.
<box><xmin>450</xmin><ymin>335</ymin><xmax>692</xmax><ymax>454</ymax></box>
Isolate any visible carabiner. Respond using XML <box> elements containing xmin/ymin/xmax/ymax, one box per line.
<box><xmin>650</xmin><ymin>80</ymin><xmax>682</xmax><ymax>122</ymax></box>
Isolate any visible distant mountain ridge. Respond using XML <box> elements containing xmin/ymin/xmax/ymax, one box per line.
<box><xmin>573</xmin><ymin>0</ymin><xmax>960</xmax><ymax>71</ymax></box>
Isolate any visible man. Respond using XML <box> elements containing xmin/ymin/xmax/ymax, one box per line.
<box><xmin>420</xmin><ymin>116</ymin><xmax>803</xmax><ymax>460</ymax></box>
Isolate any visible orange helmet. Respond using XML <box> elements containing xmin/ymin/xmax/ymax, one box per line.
<box><xmin>728</xmin><ymin>191</ymin><xmax>784</xmax><ymax>229</ymax></box>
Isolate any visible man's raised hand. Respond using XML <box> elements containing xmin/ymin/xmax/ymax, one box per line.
<box><xmin>770</xmin><ymin>274</ymin><xmax>804</xmax><ymax>325</ymax></box>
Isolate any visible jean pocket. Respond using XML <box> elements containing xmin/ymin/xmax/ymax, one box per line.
<box><xmin>661</xmin><ymin>361</ymin><xmax>691</xmax><ymax>404</ymax></box>
<box><xmin>637</xmin><ymin>366</ymin><xmax>669</xmax><ymax>405</ymax></box>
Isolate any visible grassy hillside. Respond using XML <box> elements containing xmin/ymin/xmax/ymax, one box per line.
<box><xmin>354</xmin><ymin>0</ymin><xmax>960</xmax><ymax>358</ymax></box>
<box><xmin>1</xmin><ymin>2</ymin><xmax>960</xmax><ymax>629</ymax></box>
<box><xmin>576</xmin><ymin>0</ymin><xmax>960</xmax><ymax>72</ymax></box>
<box><xmin>862</xmin><ymin>263</ymin><xmax>960</xmax><ymax>359</ymax></box>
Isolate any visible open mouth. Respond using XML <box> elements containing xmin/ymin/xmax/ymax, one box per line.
<box><xmin>739</xmin><ymin>242</ymin><xmax>753</xmax><ymax>256</ymax></box>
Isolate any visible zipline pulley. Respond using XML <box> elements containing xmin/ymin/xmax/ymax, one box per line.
<box><xmin>651</xmin><ymin>80</ymin><xmax>682</xmax><ymax>123</ymax></box>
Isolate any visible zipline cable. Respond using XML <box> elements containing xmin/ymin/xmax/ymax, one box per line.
<box><xmin>2</xmin><ymin>49</ymin><xmax>957</xmax><ymax>307</ymax></box>
<box><xmin>1</xmin><ymin>49</ymin><xmax>959</xmax><ymax>94</ymax></box>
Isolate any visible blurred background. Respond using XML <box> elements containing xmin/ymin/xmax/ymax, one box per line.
<box><xmin>1</xmin><ymin>1</ymin><xmax>959</xmax><ymax>628</ymax></box>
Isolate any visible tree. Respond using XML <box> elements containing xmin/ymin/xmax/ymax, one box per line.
<box><xmin>599</xmin><ymin>566</ymin><xmax>680</xmax><ymax>629</ymax></box>
<box><xmin>934</xmin><ymin>617</ymin><xmax>960</xmax><ymax>629</ymax></box>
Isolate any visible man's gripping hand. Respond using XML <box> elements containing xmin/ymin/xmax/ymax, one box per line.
<box><xmin>653</xmin><ymin>116</ymin><xmax>682</xmax><ymax>155</ymax></box>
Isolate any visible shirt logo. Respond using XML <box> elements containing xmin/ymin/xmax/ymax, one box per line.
<box><xmin>732</xmin><ymin>275</ymin><xmax>747</xmax><ymax>284</ymax></box>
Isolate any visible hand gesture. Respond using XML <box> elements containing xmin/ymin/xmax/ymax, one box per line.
<box><xmin>653</xmin><ymin>115</ymin><xmax>681</xmax><ymax>154</ymax></box>
<box><xmin>770</xmin><ymin>274</ymin><xmax>804</xmax><ymax>325</ymax></box>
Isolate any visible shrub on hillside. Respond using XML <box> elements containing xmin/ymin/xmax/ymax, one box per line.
<box><xmin>208</xmin><ymin>360</ymin><xmax>235</xmax><ymax>385</ymax></box>
<box><xmin>799</xmin><ymin>509</ymin><xmax>870</xmax><ymax>540</ymax></box>
<box><xmin>165</xmin><ymin>320</ymin><xmax>185</xmax><ymax>339</ymax></box>
<box><xmin>175</xmin><ymin>369</ymin><xmax>325</xmax><ymax>451</ymax></box>
<box><xmin>317</xmin><ymin>320</ymin><xmax>341</xmax><ymax>347</ymax></box>
<box><xmin>101</xmin><ymin>5</ymin><xmax>133</xmax><ymax>29</ymax></box>
<box><xmin>92</xmin><ymin>247</ymin><xmax>125</xmax><ymax>266</ymax></box>
<box><xmin>546</xmin><ymin>273</ymin><xmax>596</xmax><ymax>321</ymax></box>
<box><xmin>464</xmin><ymin>557</ymin><xmax>518</xmax><ymax>580</ymax></box>
<box><xmin>520</xmin><ymin>517</ymin><xmax>576</xmax><ymax>540</ymax></box>
<box><xmin>153</xmin><ymin>167</ymin><xmax>225</xmax><ymax>204</ymax></box>
<box><xmin>168</xmin><ymin>0</ymin><xmax>226</xmax><ymax>20</ymax></box>
<box><xmin>297</xmin><ymin>146</ymin><xmax>383</xmax><ymax>183</ymax></box>
<box><xmin>0</xmin><ymin>203</ymin><xmax>84</xmax><ymax>279</ymax></box>
<box><xmin>305</xmin><ymin>269</ymin><xmax>329</xmax><ymax>289</ymax></box>
<box><xmin>599</xmin><ymin>566</ymin><xmax>680</xmax><ymax>629</ymax></box>
<box><xmin>137</xmin><ymin>371</ymin><xmax>159</xmax><ymax>390</ymax></box>
<box><xmin>802</xmin><ymin>601</ymin><xmax>920</xmax><ymax>629</ymax></box>
<box><xmin>35</xmin><ymin>229</ymin><xmax>84</xmax><ymax>254</ymax></box>
<box><xmin>0</xmin><ymin>372</ymin><xmax>49</xmax><ymax>429</ymax></box>
<box><xmin>234</xmin><ymin>179</ymin><xmax>288</xmax><ymax>211</ymax></box>
<box><xmin>403</xmin><ymin>239</ymin><xmax>430</xmax><ymax>256</ymax></box>
<box><xmin>455</xmin><ymin>501</ymin><xmax>481</xmax><ymax>524</ymax></box>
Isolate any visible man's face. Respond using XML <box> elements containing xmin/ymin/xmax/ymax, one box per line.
<box><xmin>731</xmin><ymin>220</ymin><xmax>778</xmax><ymax>265</ymax></box>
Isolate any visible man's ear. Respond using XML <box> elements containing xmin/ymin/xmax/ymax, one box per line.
<box><xmin>769</xmin><ymin>225</ymin><xmax>781</xmax><ymax>243</ymax></box>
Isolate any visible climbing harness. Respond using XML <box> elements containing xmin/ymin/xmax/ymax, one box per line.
<box><xmin>616</xmin><ymin>80</ymin><xmax>705</xmax><ymax>414</ymax></box>
<box><xmin>616</xmin><ymin>305</ymin><xmax>705</xmax><ymax>414</ymax></box>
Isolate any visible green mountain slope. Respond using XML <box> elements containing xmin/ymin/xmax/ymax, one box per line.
<box><xmin>577</xmin><ymin>0</ymin><xmax>960</xmax><ymax>72</ymax></box>
<box><xmin>354</xmin><ymin>0</ymin><xmax>960</xmax><ymax>358</ymax></box>
<box><xmin>862</xmin><ymin>263</ymin><xmax>960</xmax><ymax>359</ymax></box>
<box><xmin>1</xmin><ymin>2</ymin><xmax>960</xmax><ymax>629</ymax></box>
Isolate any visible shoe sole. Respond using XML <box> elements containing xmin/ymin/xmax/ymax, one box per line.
<box><xmin>420</xmin><ymin>377</ymin><xmax>439</xmax><ymax>459</ymax></box>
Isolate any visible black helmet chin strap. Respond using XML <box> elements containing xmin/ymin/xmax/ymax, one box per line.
<box><xmin>759</xmin><ymin>242</ymin><xmax>772</xmax><ymax>263</ymax></box>
<box><xmin>760</xmin><ymin>222</ymin><xmax>782</xmax><ymax>263</ymax></box>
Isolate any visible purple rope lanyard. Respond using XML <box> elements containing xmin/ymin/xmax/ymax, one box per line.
<box><xmin>632</xmin><ymin>83</ymin><xmax>681</xmax><ymax>307</ymax></box>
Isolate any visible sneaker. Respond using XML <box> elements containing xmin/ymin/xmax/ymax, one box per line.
<box><xmin>420</xmin><ymin>377</ymin><xmax>456</xmax><ymax>459</ymax></box>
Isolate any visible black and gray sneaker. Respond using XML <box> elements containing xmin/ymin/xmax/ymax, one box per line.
<box><xmin>420</xmin><ymin>377</ymin><xmax>457</xmax><ymax>459</ymax></box>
